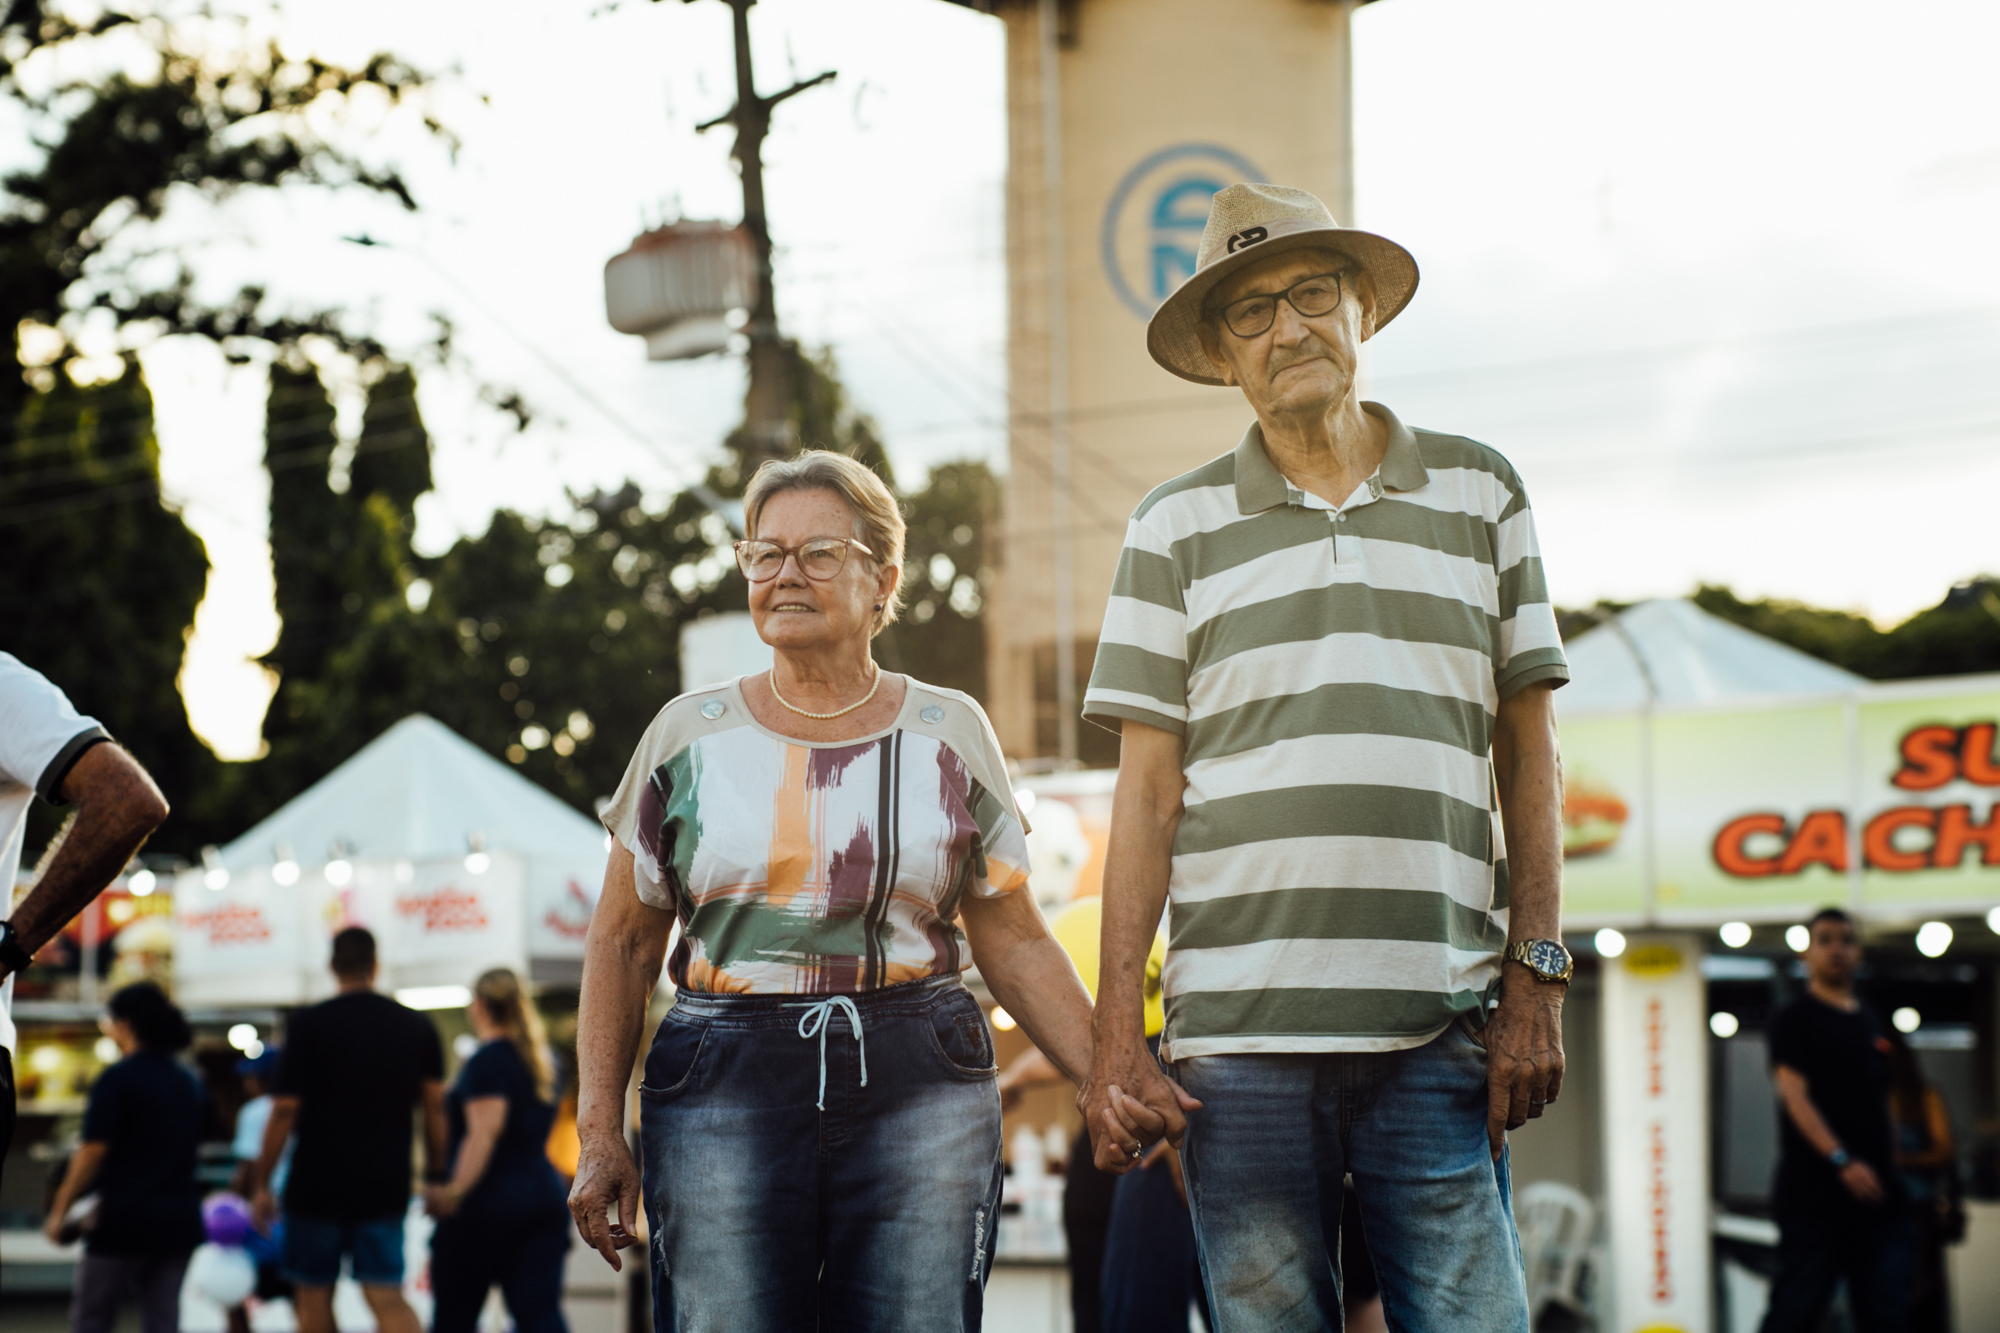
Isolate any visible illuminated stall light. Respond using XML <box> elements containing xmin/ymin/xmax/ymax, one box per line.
<box><xmin>1708</xmin><ymin>1012</ymin><xmax>1740</xmax><ymax>1039</ymax></box>
<box><xmin>1893</xmin><ymin>1007</ymin><xmax>1922</xmax><ymax>1034</ymax></box>
<box><xmin>396</xmin><ymin>985</ymin><xmax>473</xmax><ymax>1011</ymax></box>
<box><xmin>1719</xmin><ymin>921</ymin><xmax>1752</xmax><ymax>949</ymax></box>
<box><xmin>990</xmin><ymin>1006</ymin><xmax>1018</xmax><ymax>1032</ymax></box>
<box><xmin>1915</xmin><ymin>921</ymin><xmax>1953</xmax><ymax>958</ymax></box>
<box><xmin>1593</xmin><ymin>928</ymin><xmax>1627</xmax><ymax>959</ymax></box>
<box><xmin>1785</xmin><ymin>925</ymin><xmax>1810</xmax><ymax>952</ymax></box>
<box><xmin>128</xmin><ymin>868</ymin><xmax>156</xmax><ymax>897</ymax></box>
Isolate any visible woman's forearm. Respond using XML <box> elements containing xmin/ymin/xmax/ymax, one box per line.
<box><xmin>576</xmin><ymin>846</ymin><xmax>672</xmax><ymax>1144</ymax></box>
<box><xmin>449</xmin><ymin>1125</ymin><xmax>501</xmax><ymax>1197</ymax></box>
<box><xmin>962</xmin><ymin>888</ymin><xmax>1095</xmax><ymax>1085</ymax></box>
<box><xmin>983</xmin><ymin>935</ymin><xmax>1096</xmax><ymax>1084</ymax></box>
<box><xmin>49</xmin><ymin>1142</ymin><xmax>106</xmax><ymax>1220</ymax></box>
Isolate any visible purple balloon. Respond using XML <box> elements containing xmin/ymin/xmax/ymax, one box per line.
<box><xmin>203</xmin><ymin>1193</ymin><xmax>254</xmax><ymax>1247</ymax></box>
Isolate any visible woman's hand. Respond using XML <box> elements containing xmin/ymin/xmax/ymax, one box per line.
<box><xmin>423</xmin><ymin>1184</ymin><xmax>462</xmax><ymax>1218</ymax></box>
<box><xmin>569</xmin><ymin>1133</ymin><xmax>644</xmax><ymax>1270</ymax></box>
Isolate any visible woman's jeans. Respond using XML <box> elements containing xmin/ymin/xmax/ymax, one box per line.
<box><xmin>431</xmin><ymin>1214</ymin><xmax>571</xmax><ymax>1333</ymax></box>
<box><xmin>1172</xmin><ymin>1017</ymin><xmax>1531</xmax><ymax>1333</ymax></box>
<box><xmin>639</xmin><ymin>974</ymin><xmax>1004</xmax><ymax>1333</ymax></box>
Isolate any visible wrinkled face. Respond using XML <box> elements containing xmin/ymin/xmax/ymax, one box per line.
<box><xmin>746</xmin><ymin>488</ymin><xmax>899</xmax><ymax>654</ymax></box>
<box><xmin>1804</xmin><ymin>916</ymin><xmax>1862</xmax><ymax>987</ymax></box>
<box><xmin>1196</xmin><ymin>247</ymin><xmax>1377</xmax><ymax>420</ymax></box>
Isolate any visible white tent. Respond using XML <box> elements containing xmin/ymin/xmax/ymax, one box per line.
<box><xmin>172</xmin><ymin>715</ymin><xmax>607</xmax><ymax>1006</ymax></box>
<box><xmin>1559</xmin><ymin>598</ymin><xmax>1865</xmax><ymax>714</ymax></box>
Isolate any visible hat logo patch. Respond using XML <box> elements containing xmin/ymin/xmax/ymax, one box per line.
<box><xmin>1226</xmin><ymin>226</ymin><xmax>1268</xmax><ymax>254</ymax></box>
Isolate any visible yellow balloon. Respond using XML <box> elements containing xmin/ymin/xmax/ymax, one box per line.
<box><xmin>1046</xmin><ymin>897</ymin><xmax>1167</xmax><ymax>1038</ymax></box>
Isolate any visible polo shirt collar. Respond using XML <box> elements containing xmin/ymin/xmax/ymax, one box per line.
<box><xmin>1233</xmin><ymin>401</ymin><xmax>1429</xmax><ymax>515</ymax></box>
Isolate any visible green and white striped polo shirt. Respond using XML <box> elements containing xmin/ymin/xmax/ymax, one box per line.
<box><xmin>1082</xmin><ymin>402</ymin><xmax>1568</xmax><ymax>1058</ymax></box>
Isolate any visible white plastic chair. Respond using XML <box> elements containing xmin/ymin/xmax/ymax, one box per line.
<box><xmin>1515</xmin><ymin>1181</ymin><xmax>1597</xmax><ymax>1326</ymax></box>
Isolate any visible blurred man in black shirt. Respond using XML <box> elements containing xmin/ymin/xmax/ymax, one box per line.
<box><xmin>250</xmin><ymin>928</ymin><xmax>445</xmax><ymax>1333</ymax></box>
<box><xmin>1760</xmin><ymin>908</ymin><xmax>1912</xmax><ymax>1333</ymax></box>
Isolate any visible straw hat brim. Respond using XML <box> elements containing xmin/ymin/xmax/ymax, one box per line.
<box><xmin>1145</xmin><ymin>224</ymin><xmax>1420</xmax><ymax>386</ymax></box>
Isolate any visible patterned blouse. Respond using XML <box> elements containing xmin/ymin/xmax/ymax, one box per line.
<box><xmin>601</xmin><ymin>677</ymin><xmax>1033</xmax><ymax>995</ymax></box>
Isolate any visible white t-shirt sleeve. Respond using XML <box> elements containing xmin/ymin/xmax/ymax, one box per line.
<box><xmin>0</xmin><ymin>652</ymin><xmax>108</xmax><ymax>802</ymax></box>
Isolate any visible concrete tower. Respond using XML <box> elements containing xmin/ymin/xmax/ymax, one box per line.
<box><xmin>948</xmin><ymin>0</ymin><xmax>1370</xmax><ymax>763</ymax></box>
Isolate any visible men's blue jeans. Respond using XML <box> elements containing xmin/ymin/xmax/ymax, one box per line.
<box><xmin>1171</xmin><ymin>1017</ymin><xmax>1531</xmax><ymax>1333</ymax></box>
<box><xmin>638</xmin><ymin>974</ymin><xmax>1004</xmax><ymax>1333</ymax></box>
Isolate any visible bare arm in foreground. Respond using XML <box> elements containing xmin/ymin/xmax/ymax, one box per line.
<box><xmin>568</xmin><ymin>845</ymin><xmax>673</xmax><ymax>1269</ymax></box>
<box><xmin>1083</xmin><ymin>719</ymin><xmax>1201</xmax><ymax>1174</ymax></box>
<box><xmin>1483</xmin><ymin>680</ymin><xmax>1567</xmax><ymax>1158</ymax></box>
<box><xmin>960</xmin><ymin>883</ymin><xmax>1095</xmax><ymax>1085</ymax></box>
<box><xmin>3</xmin><ymin>744</ymin><xmax>167</xmax><ymax>979</ymax></box>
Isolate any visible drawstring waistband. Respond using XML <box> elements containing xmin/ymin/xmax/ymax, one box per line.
<box><xmin>789</xmin><ymin>995</ymin><xmax>869</xmax><ymax>1111</ymax></box>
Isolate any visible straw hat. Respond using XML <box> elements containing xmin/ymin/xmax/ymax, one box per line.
<box><xmin>1145</xmin><ymin>183</ymin><xmax>1420</xmax><ymax>386</ymax></box>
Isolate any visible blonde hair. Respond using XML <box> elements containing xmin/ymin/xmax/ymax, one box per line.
<box><xmin>742</xmin><ymin>450</ymin><xmax>906</xmax><ymax>636</ymax></box>
<box><xmin>474</xmin><ymin>967</ymin><xmax>556</xmax><ymax>1104</ymax></box>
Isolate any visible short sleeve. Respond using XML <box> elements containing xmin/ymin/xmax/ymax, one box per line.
<box><xmin>459</xmin><ymin>1043</ymin><xmax>512</xmax><ymax>1100</ymax></box>
<box><xmin>0</xmin><ymin>653</ymin><xmax>109</xmax><ymax>802</ymax></box>
<box><xmin>1491</xmin><ymin>473</ymin><xmax>1569</xmax><ymax>701</ymax></box>
<box><xmin>1083</xmin><ymin>515</ymin><xmax>1189</xmax><ymax>736</ymax></box>
<box><xmin>81</xmin><ymin>1063</ymin><xmax>124</xmax><ymax>1143</ymax></box>
<box><xmin>917</xmin><ymin>689</ymin><xmax>1033</xmax><ymax>901</ymax></box>
<box><xmin>599</xmin><ymin>694</ymin><xmax>721</xmax><ymax>912</ymax></box>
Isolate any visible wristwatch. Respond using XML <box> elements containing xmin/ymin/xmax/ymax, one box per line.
<box><xmin>0</xmin><ymin>920</ymin><xmax>32</xmax><ymax>975</ymax></box>
<box><xmin>1506</xmin><ymin>938</ymin><xmax>1575</xmax><ymax>984</ymax></box>
<box><xmin>1828</xmin><ymin>1146</ymin><xmax>1852</xmax><ymax>1169</ymax></box>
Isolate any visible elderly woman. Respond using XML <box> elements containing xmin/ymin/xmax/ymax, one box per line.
<box><xmin>569</xmin><ymin>451</ymin><xmax>1100</xmax><ymax>1332</ymax></box>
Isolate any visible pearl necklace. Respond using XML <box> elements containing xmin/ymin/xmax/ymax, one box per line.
<box><xmin>769</xmin><ymin>663</ymin><xmax>882</xmax><ymax>720</ymax></box>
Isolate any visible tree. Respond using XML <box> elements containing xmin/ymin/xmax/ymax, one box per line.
<box><xmin>1</xmin><ymin>2</ymin><xmax>445</xmax><ymax>851</ymax></box>
<box><xmin>0</xmin><ymin>359</ymin><xmax>214</xmax><ymax>848</ymax></box>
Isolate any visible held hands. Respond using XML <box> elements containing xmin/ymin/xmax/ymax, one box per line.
<box><xmin>1079</xmin><ymin>1040</ymin><xmax>1202</xmax><ymax>1174</ymax></box>
<box><xmin>568</xmin><ymin>1132</ymin><xmax>645</xmax><ymax>1270</ymax></box>
<box><xmin>1482</xmin><ymin>964</ymin><xmax>1567</xmax><ymax>1160</ymax></box>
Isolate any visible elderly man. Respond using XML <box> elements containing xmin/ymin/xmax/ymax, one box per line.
<box><xmin>1079</xmin><ymin>183</ymin><xmax>1571</xmax><ymax>1332</ymax></box>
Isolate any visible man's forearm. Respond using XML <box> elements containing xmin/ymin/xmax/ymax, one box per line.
<box><xmin>1096</xmin><ymin>727</ymin><xmax>1184</xmax><ymax>1047</ymax></box>
<box><xmin>9</xmin><ymin>746</ymin><xmax>167</xmax><ymax>961</ymax></box>
<box><xmin>1494</xmin><ymin>683</ymin><xmax>1563</xmax><ymax>945</ymax></box>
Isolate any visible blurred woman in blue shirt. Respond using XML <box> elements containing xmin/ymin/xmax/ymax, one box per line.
<box><xmin>424</xmin><ymin>968</ymin><xmax>570</xmax><ymax>1333</ymax></box>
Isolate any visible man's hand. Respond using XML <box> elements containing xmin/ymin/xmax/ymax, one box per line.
<box><xmin>1079</xmin><ymin>1038</ymin><xmax>1201</xmax><ymax>1174</ymax></box>
<box><xmin>569</xmin><ymin>1131</ymin><xmax>644</xmax><ymax>1270</ymax></box>
<box><xmin>1482</xmin><ymin>965</ymin><xmax>1566</xmax><ymax>1159</ymax></box>
<box><xmin>1840</xmin><ymin>1159</ymin><xmax>1886</xmax><ymax>1204</ymax></box>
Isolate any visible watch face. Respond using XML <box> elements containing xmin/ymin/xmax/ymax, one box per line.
<box><xmin>1528</xmin><ymin>939</ymin><xmax>1572</xmax><ymax>977</ymax></box>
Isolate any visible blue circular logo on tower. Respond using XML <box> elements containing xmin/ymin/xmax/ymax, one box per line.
<box><xmin>1100</xmin><ymin>144</ymin><xmax>1265</xmax><ymax>320</ymax></box>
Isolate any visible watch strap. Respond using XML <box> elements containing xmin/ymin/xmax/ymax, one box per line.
<box><xmin>1828</xmin><ymin>1146</ymin><xmax>1852</xmax><ymax>1169</ymax></box>
<box><xmin>1506</xmin><ymin>938</ymin><xmax>1574</xmax><ymax>982</ymax></box>
<box><xmin>0</xmin><ymin>921</ymin><xmax>32</xmax><ymax>973</ymax></box>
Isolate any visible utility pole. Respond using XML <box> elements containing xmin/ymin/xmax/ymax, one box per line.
<box><xmin>688</xmin><ymin>0</ymin><xmax>834</xmax><ymax>465</ymax></box>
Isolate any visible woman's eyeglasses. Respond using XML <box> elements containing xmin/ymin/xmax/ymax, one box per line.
<box><xmin>733</xmin><ymin>537</ymin><xmax>874</xmax><ymax>583</ymax></box>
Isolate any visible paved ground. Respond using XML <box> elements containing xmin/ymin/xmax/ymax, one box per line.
<box><xmin>0</xmin><ymin>1292</ymin><xmax>142</xmax><ymax>1333</ymax></box>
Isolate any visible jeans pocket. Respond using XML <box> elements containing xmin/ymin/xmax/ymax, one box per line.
<box><xmin>927</xmin><ymin>998</ymin><xmax>997</xmax><ymax>1078</ymax></box>
<box><xmin>1454</xmin><ymin>1010</ymin><xmax>1491</xmax><ymax>1054</ymax></box>
<box><xmin>639</xmin><ymin>1014</ymin><xmax>710</xmax><ymax>1100</ymax></box>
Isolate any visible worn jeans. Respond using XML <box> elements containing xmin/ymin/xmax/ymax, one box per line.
<box><xmin>638</xmin><ymin>974</ymin><xmax>1004</xmax><ymax>1333</ymax></box>
<box><xmin>1172</xmin><ymin>1018</ymin><xmax>1530</xmax><ymax>1333</ymax></box>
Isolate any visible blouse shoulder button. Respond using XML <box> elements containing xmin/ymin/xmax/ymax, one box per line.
<box><xmin>919</xmin><ymin>704</ymin><xmax>946</xmax><ymax>724</ymax></box>
<box><xmin>699</xmin><ymin>699</ymin><xmax>726</xmax><ymax>720</ymax></box>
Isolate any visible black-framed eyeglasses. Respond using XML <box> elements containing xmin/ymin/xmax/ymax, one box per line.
<box><xmin>733</xmin><ymin>536</ymin><xmax>875</xmax><ymax>583</ymax></box>
<box><xmin>1217</xmin><ymin>272</ymin><xmax>1346</xmax><ymax>339</ymax></box>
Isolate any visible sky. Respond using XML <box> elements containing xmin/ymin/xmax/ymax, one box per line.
<box><xmin>22</xmin><ymin>0</ymin><xmax>1998</xmax><ymax>758</ymax></box>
